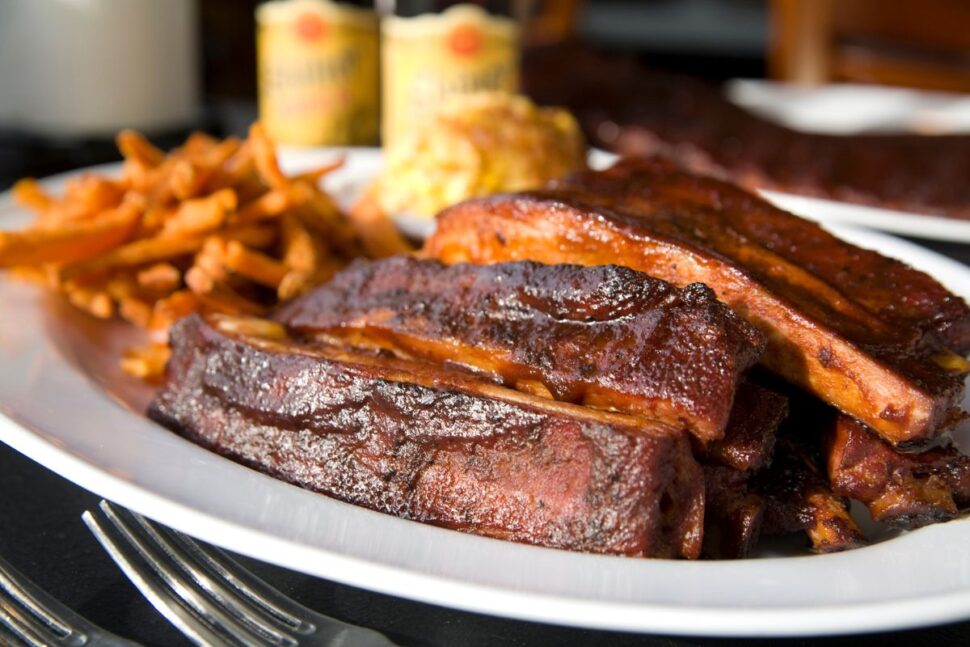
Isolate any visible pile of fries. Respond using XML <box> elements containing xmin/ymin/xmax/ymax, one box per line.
<box><xmin>0</xmin><ymin>124</ymin><xmax>412</xmax><ymax>379</ymax></box>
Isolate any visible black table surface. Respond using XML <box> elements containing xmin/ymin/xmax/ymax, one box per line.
<box><xmin>2</xmin><ymin>236</ymin><xmax>969</xmax><ymax>647</ymax></box>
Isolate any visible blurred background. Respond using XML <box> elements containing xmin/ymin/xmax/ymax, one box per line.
<box><xmin>2</xmin><ymin>0</ymin><xmax>969</xmax><ymax>189</ymax></box>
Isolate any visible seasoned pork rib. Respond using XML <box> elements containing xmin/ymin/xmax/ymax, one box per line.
<box><xmin>703</xmin><ymin>466</ymin><xmax>764</xmax><ymax>559</ymax></box>
<box><xmin>825</xmin><ymin>415</ymin><xmax>970</xmax><ymax>529</ymax></box>
<box><xmin>707</xmin><ymin>381</ymin><xmax>786</xmax><ymax>473</ymax></box>
<box><xmin>276</xmin><ymin>257</ymin><xmax>765</xmax><ymax>444</ymax></box>
<box><xmin>425</xmin><ymin>158</ymin><xmax>970</xmax><ymax>446</ymax></box>
<box><xmin>700</xmin><ymin>381</ymin><xmax>786</xmax><ymax>558</ymax></box>
<box><xmin>149</xmin><ymin>315</ymin><xmax>706</xmax><ymax>559</ymax></box>
<box><xmin>755</xmin><ymin>435</ymin><xmax>867</xmax><ymax>553</ymax></box>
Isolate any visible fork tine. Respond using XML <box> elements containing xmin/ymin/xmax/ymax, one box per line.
<box><xmin>0</xmin><ymin>554</ymin><xmax>106</xmax><ymax>647</ymax></box>
<box><xmin>87</xmin><ymin>500</ymin><xmax>398</xmax><ymax>647</ymax></box>
<box><xmin>0</xmin><ymin>598</ymin><xmax>51</xmax><ymax>647</ymax></box>
<box><xmin>118</xmin><ymin>505</ymin><xmax>307</xmax><ymax>644</ymax></box>
<box><xmin>82</xmin><ymin>506</ymin><xmax>263</xmax><ymax>646</ymax></box>
<box><xmin>129</xmin><ymin>513</ymin><xmax>314</xmax><ymax>637</ymax></box>
<box><xmin>0</xmin><ymin>571</ymin><xmax>66</xmax><ymax>647</ymax></box>
<box><xmin>130</xmin><ymin>509</ymin><xmax>398</xmax><ymax>647</ymax></box>
<box><xmin>0</xmin><ymin>621</ymin><xmax>30</xmax><ymax>647</ymax></box>
<box><xmin>0</xmin><ymin>557</ymin><xmax>73</xmax><ymax>641</ymax></box>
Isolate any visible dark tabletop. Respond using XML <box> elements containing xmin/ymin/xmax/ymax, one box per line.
<box><xmin>1</xmin><ymin>236</ymin><xmax>969</xmax><ymax>647</ymax></box>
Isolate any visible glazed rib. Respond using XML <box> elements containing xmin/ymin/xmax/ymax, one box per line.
<box><xmin>707</xmin><ymin>381</ymin><xmax>786</xmax><ymax>473</ymax></box>
<box><xmin>425</xmin><ymin>158</ymin><xmax>970</xmax><ymax>446</ymax></box>
<box><xmin>149</xmin><ymin>314</ymin><xmax>706</xmax><ymax>559</ymax></box>
<box><xmin>825</xmin><ymin>415</ymin><xmax>970</xmax><ymax>529</ymax></box>
<box><xmin>702</xmin><ymin>465</ymin><xmax>764</xmax><ymax>559</ymax></box>
<box><xmin>754</xmin><ymin>435</ymin><xmax>867</xmax><ymax>553</ymax></box>
<box><xmin>276</xmin><ymin>257</ymin><xmax>765</xmax><ymax>444</ymax></box>
<box><xmin>700</xmin><ymin>382</ymin><xmax>785</xmax><ymax>558</ymax></box>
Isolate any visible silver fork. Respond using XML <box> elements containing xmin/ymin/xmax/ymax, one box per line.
<box><xmin>83</xmin><ymin>500</ymin><xmax>399</xmax><ymax>647</ymax></box>
<box><xmin>0</xmin><ymin>552</ymin><xmax>140</xmax><ymax>647</ymax></box>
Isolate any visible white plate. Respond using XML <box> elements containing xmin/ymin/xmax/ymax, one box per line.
<box><xmin>726</xmin><ymin>80</ymin><xmax>970</xmax><ymax>136</ymax></box>
<box><xmin>1</xmin><ymin>150</ymin><xmax>970</xmax><ymax>638</ymax></box>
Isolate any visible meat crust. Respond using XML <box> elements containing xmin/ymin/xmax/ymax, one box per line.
<box><xmin>276</xmin><ymin>257</ymin><xmax>765</xmax><ymax>444</ymax></box>
<box><xmin>425</xmin><ymin>158</ymin><xmax>970</xmax><ymax>446</ymax></box>
<box><xmin>702</xmin><ymin>465</ymin><xmax>765</xmax><ymax>560</ymax></box>
<box><xmin>149</xmin><ymin>315</ymin><xmax>706</xmax><ymax>559</ymax></box>
<box><xmin>825</xmin><ymin>415</ymin><xmax>970</xmax><ymax>529</ymax></box>
<box><xmin>706</xmin><ymin>381</ymin><xmax>787</xmax><ymax>473</ymax></box>
<box><xmin>754</xmin><ymin>435</ymin><xmax>867</xmax><ymax>553</ymax></box>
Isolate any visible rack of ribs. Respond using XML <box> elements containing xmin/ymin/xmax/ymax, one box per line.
<box><xmin>149</xmin><ymin>314</ymin><xmax>706</xmax><ymax>558</ymax></box>
<box><xmin>523</xmin><ymin>45</ymin><xmax>970</xmax><ymax>221</ymax></box>
<box><xmin>425</xmin><ymin>157</ymin><xmax>970</xmax><ymax>447</ymax></box>
<box><xmin>275</xmin><ymin>257</ymin><xmax>766</xmax><ymax>445</ymax></box>
<box><xmin>274</xmin><ymin>258</ymin><xmax>788</xmax><ymax>557</ymax></box>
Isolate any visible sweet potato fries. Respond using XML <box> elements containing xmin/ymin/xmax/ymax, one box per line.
<box><xmin>1</xmin><ymin>124</ymin><xmax>413</xmax><ymax>378</ymax></box>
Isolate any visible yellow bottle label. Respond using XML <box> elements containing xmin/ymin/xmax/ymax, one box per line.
<box><xmin>257</xmin><ymin>0</ymin><xmax>379</xmax><ymax>146</ymax></box>
<box><xmin>382</xmin><ymin>5</ymin><xmax>519</xmax><ymax>147</ymax></box>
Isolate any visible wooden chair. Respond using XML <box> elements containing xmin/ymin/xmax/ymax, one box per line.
<box><xmin>770</xmin><ymin>0</ymin><xmax>970</xmax><ymax>91</ymax></box>
<box><xmin>520</xmin><ymin>0</ymin><xmax>583</xmax><ymax>47</ymax></box>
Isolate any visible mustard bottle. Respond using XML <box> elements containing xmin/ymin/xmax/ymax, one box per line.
<box><xmin>380</xmin><ymin>1</ymin><xmax>520</xmax><ymax>147</ymax></box>
<box><xmin>257</xmin><ymin>0</ymin><xmax>379</xmax><ymax>146</ymax></box>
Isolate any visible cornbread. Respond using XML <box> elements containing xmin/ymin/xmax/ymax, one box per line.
<box><xmin>371</xmin><ymin>92</ymin><xmax>585</xmax><ymax>219</ymax></box>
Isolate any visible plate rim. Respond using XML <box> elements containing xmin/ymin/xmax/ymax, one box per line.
<box><xmin>1</xmin><ymin>151</ymin><xmax>970</xmax><ymax>638</ymax></box>
<box><xmin>759</xmin><ymin>189</ymin><xmax>970</xmax><ymax>244</ymax></box>
<box><xmin>3</xmin><ymin>408</ymin><xmax>970</xmax><ymax>639</ymax></box>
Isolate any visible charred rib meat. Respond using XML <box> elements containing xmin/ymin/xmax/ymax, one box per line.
<box><xmin>755</xmin><ymin>435</ymin><xmax>867</xmax><ymax>553</ymax></box>
<box><xmin>276</xmin><ymin>257</ymin><xmax>765</xmax><ymax>444</ymax></box>
<box><xmin>149</xmin><ymin>314</ymin><xmax>706</xmax><ymax>558</ymax></box>
<box><xmin>825</xmin><ymin>415</ymin><xmax>970</xmax><ymax>529</ymax></box>
<box><xmin>702</xmin><ymin>466</ymin><xmax>764</xmax><ymax>560</ymax></box>
<box><xmin>425</xmin><ymin>158</ymin><xmax>970</xmax><ymax>446</ymax></box>
<box><xmin>707</xmin><ymin>381</ymin><xmax>786</xmax><ymax>473</ymax></box>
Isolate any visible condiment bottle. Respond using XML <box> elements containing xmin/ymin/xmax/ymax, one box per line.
<box><xmin>257</xmin><ymin>0</ymin><xmax>379</xmax><ymax>146</ymax></box>
<box><xmin>380</xmin><ymin>1</ymin><xmax>520</xmax><ymax>147</ymax></box>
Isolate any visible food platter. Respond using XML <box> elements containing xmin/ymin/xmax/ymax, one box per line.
<box><xmin>1</xmin><ymin>149</ymin><xmax>969</xmax><ymax>638</ymax></box>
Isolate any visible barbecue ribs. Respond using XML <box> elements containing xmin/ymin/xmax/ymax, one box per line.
<box><xmin>755</xmin><ymin>435</ymin><xmax>867</xmax><ymax>553</ymax></box>
<box><xmin>424</xmin><ymin>158</ymin><xmax>970</xmax><ymax>446</ymax></box>
<box><xmin>707</xmin><ymin>381</ymin><xmax>786</xmax><ymax>473</ymax></box>
<box><xmin>700</xmin><ymin>381</ymin><xmax>787</xmax><ymax>558</ymax></box>
<box><xmin>825</xmin><ymin>415</ymin><xmax>970</xmax><ymax>529</ymax></box>
<box><xmin>523</xmin><ymin>45</ymin><xmax>970</xmax><ymax>221</ymax></box>
<box><xmin>149</xmin><ymin>314</ymin><xmax>706</xmax><ymax>558</ymax></box>
<box><xmin>275</xmin><ymin>257</ymin><xmax>765</xmax><ymax>444</ymax></box>
<box><xmin>703</xmin><ymin>466</ymin><xmax>765</xmax><ymax>559</ymax></box>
